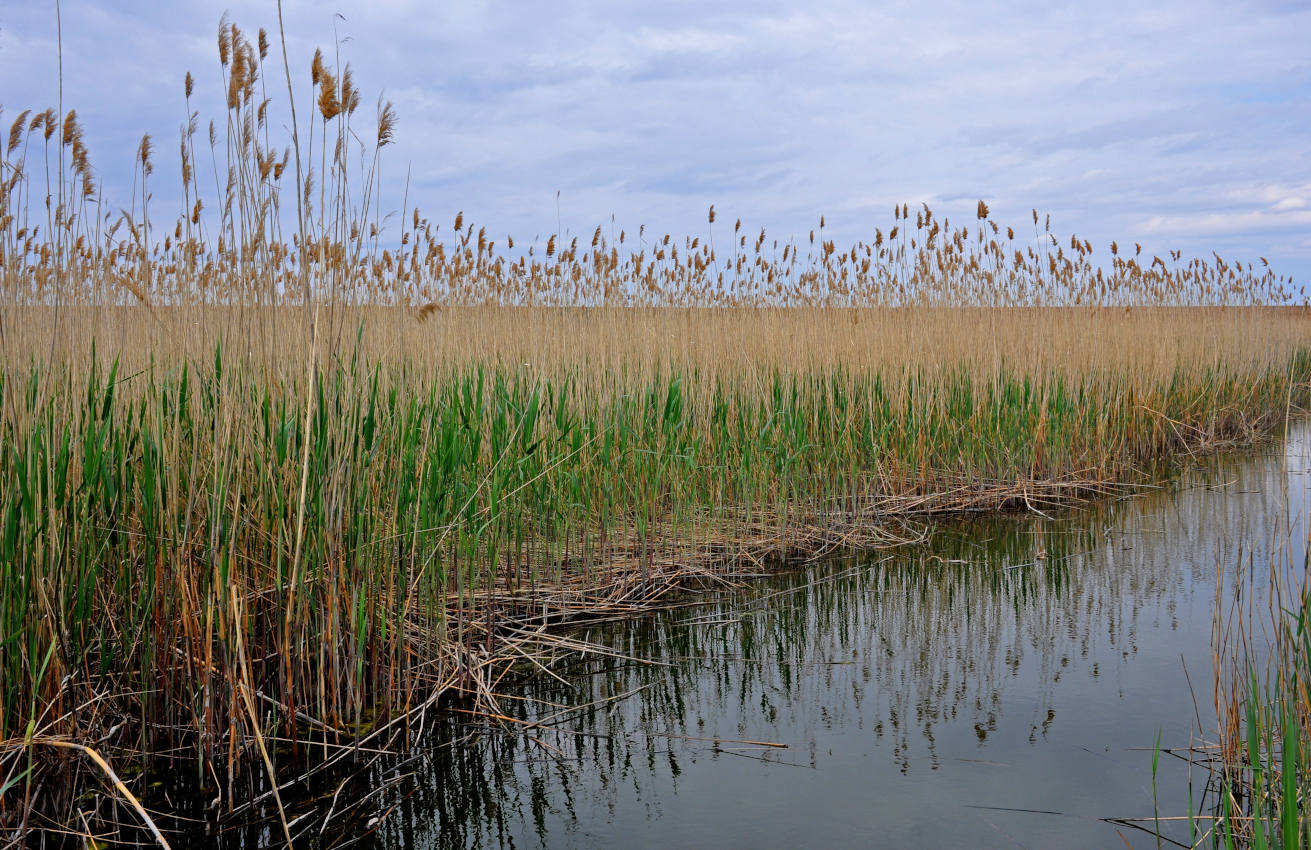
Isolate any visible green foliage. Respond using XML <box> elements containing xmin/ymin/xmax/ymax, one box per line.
<box><xmin>1</xmin><ymin>343</ymin><xmax>1308</xmax><ymax>810</ymax></box>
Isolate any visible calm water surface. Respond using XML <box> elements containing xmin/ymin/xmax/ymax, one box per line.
<box><xmin>198</xmin><ymin>427</ymin><xmax>1311</xmax><ymax>849</ymax></box>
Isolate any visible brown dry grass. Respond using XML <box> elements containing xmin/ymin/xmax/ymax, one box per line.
<box><xmin>5</xmin><ymin>305</ymin><xmax>1307</xmax><ymax>384</ymax></box>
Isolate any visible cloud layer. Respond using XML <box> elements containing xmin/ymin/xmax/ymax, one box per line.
<box><xmin>2</xmin><ymin>0</ymin><xmax>1308</xmax><ymax>283</ymax></box>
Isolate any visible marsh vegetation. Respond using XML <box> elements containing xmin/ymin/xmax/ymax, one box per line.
<box><xmin>0</xmin><ymin>11</ymin><xmax>1307</xmax><ymax>848</ymax></box>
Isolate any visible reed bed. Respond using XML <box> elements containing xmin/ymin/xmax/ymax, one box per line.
<box><xmin>1179</xmin><ymin>497</ymin><xmax>1311</xmax><ymax>847</ymax></box>
<box><xmin>1210</xmin><ymin>587</ymin><xmax>1311</xmax><ymax>849</ymax></box>
<box><xmin>1</xmin><ymin>11</ymin><xmax>1309</xmax><ymax>846</ymax></box>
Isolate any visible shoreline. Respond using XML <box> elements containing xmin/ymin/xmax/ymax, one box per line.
<box><xmin>3</xmin><ymin>337</ymin><xmax>1306</xmax><ymax>843</ymax></box>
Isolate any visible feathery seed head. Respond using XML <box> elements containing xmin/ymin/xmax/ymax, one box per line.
<box><xmin>60</xmin><ymin>110</ymin><xmax>79</xmax><ymax>148</ymax></box>
<box><xmin>376</xmin><ymin>98</ymin><xmax>396</xmax><ymax>147</ymax></box>
<box><xmin>138</xmin><ymin>134</ymin><xmax>154</xmax><ymax>175</ymax></box>
<box><xmin>311</xmin><ymin>48</ymin><xmax>325</xmax><ymax>86</ymax></box>
<box><xmin>341</xmin><ymin>65</ymin><xmax>360</xmax><ymax>115</ymax></box>
<box><xmin>8</xmin><ymin>109</ymin><xmax>30</xmax><ymax>155</ymax></box>
<box><xmin>218</xmin><ymin>13</ymin><xmax>232</xmax><ymax>66</ymax></box>
<box><xmin>316</xmin><ymin>71</ymin><xmax>341</xmax><ymax>120</ymax></box>
<box><xmin>228</xmin><ymin>47</ymin><xmax>247</xmax><ymax>110</ymax></box>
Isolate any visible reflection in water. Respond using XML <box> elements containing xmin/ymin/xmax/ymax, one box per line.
<box><xmin>185</xmin><ymin>427</ymin><xmax>1309</xmax><ymax>848</ymax></box>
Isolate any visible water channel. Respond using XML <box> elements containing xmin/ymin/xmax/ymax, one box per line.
<box><xmin>196</xmin><ymin>426</ymin><xmax>1309</xmax><ymax>848</ymax></box>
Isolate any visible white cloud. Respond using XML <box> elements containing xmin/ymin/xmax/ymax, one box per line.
<box><xmin>1142</xmin><ymin>210</ymin><xmax>1311</xmax><ymax>236</ymax></box>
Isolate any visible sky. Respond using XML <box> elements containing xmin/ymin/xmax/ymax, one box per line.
<box><xmin>2</xmin><ymin>0</ymin><xmax>1309</xmax><ymax>284</ymax></box>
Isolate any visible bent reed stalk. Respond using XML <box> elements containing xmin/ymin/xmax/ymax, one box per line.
<box><xmin>1</xmin><ymin>12</ymin><xmax>1310</xmax><ymax>845</ymax></box>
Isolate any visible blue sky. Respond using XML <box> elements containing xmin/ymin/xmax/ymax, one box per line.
<box><xmin>2</xmin><ymin>1</ymin><xmax>1309</xmax><ymax>284</ymax></box>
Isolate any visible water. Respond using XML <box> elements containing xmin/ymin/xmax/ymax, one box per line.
<box><xmin>192</xmin><ymin>427</ymin><xmax>1310</xmax><ymax>848</ymax></box>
